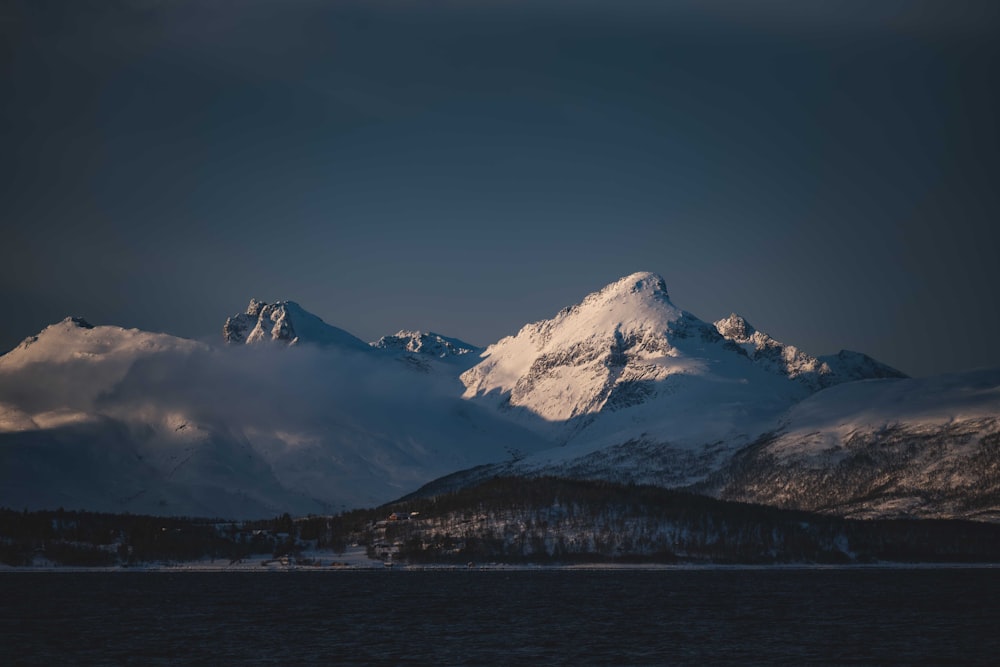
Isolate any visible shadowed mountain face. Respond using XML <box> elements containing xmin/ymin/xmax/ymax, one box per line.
<box><xmin>1</xmin><ymin>273</ymin><xmax>994</xmax><ymax>521</ymax></box>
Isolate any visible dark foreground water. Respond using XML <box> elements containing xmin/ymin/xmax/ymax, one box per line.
<box><xmin>3</xmin><ymin>568</ymin><xmax>999</xmax><ymax>665</ymax></box>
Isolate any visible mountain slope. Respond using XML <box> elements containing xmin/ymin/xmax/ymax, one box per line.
<box><xmin>697</xmin><ymin>369</ymin><xmax>1000</xmax><ymax>520</ymax></box>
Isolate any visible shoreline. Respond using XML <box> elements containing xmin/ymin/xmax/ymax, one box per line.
<box><xmin>4</xmin><ymin>561</ymin><xmax>999</xmax><ymax>573</ymax></box>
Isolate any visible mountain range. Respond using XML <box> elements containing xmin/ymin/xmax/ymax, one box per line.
<box><xmin>1</xmin><ymin>272</ymin><xmax>997</xmax><ymax>521</ymax></box>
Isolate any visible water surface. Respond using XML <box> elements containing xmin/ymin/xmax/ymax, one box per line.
<box><xmin>3</xmin><ymin>569</ymin><xmax>998</xmax><ymax>665</ymax></box>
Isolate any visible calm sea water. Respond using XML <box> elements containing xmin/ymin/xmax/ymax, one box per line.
<box><xmin>3</xmin><ymin>568</ymin><xmax>999</xmax><ymax>665</ymax></box>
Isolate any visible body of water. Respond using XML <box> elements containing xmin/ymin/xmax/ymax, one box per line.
<box><xmin>3</xmin><ymin>568</ymin><xmax>998</xmax><ymax>665</ymax></box>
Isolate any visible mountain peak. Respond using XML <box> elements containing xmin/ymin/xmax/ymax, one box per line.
<box><xmin>245</xmin><ymin>298</ymin><xmax>266</xmax><ymax>317</ymax></box>
<box><xmin>371</xmin><ymin>331</ymin><xmax>480</xmax><ymax>359</ymax></box>
<box><xmin>223</xmin><ymin>299</ymin><xmax>369</xmax><ymax>350</ymax></box>
<box><xmin>592</xmin><ymin>272</ymin><xmax>670</xmax><ymax>302</ymax></box>
<box><xmin>64</xmin><ymin>316</ymin><xmax>95</xmax><ymax>330</ymax></box>
<box><xmin>460</xmin><ymin>271</ymin><xmax>724</xmax><ymax>430</ymax></box>
<box><xmin>819</xmin><ymin>349</ymin><xmax>908</xmax><ymax>381</ymax></box>
<box><xmin>714</xmin><ymin>313</ymin><xmax>755</xmax><ymax>342</ymax></box>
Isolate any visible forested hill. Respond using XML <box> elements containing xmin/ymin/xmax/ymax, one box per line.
<box><xmin>376</xmin><ymin>477</ymin><xmax>1000</xmax><ymax>564</ymax></box>
<box><xmin>4</xmin><ymin>478</ymin><xmax>1000</xmax><ymax>567</ymax></box>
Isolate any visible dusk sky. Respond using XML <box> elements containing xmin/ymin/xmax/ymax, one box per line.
<box><xmin>3</xmin><ymin>0</ymin><xmax>999</xmax><ymax>377</ymax></box>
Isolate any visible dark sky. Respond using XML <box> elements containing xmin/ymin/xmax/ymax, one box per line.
<box><xmin>2</xmin><ymin>0</ymin><xmax>999</xmax><ymax>377</ymax></box>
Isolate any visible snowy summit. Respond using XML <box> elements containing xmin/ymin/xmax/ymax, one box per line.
<box><xmin>223</xmin><ymin>299</ymin><xmax>369</xmax><ymax>350</ymax></box>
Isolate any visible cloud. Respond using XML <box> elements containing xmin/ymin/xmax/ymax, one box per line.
<box><xmin>85</xmin><ymin>343</ymin><xmax>464</xmax><ymax>432</ymax></box>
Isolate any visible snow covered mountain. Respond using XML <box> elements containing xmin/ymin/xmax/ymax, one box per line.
<box><xmin>461</xmin><ymin>273</ymin><xmax>795</xmax><ymax>432</ymax></box>
<box><xmin>417</xmin><ymin>365</ymin><xmax>1000</xmax><ymax>521</ymax></box>
<box><xmin>1</xmin><ymin>273</ymin><xmax>995</xmax><ymax>521</ymax></box>
<box><xmin>411</xmin><ymin>273</ymin><xmax>996</xmax><ymax>521</ymax></box>
<box><xmin>0</xmin><ymin>316</ymin><xmax>206</xmax><ymax>413</ymax></box>
<box><xmin>457</xmin><ymin>272</ymin><xmax>904</xmax><ymax>485</ymax></box>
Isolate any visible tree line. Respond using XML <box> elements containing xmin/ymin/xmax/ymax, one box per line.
<box><xmin>3</xmin><ymin>477</ymin><xmax>1000</xmax><ymax>566</ymax></box>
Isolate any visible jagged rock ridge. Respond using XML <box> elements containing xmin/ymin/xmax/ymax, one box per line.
<box><xmin>372</xmin><ymin>331</ymin><xmax>480</xmax><ymax>359</ymax></box>
<box><xmin>223</xmin><ymin>299</ymin><xmax>369</xmax><ymax>350</ymax></box>
<box><xmin>713</xmin><ymin>313</ymin><xmax>907</xmax><ymax>390</ymax></box>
